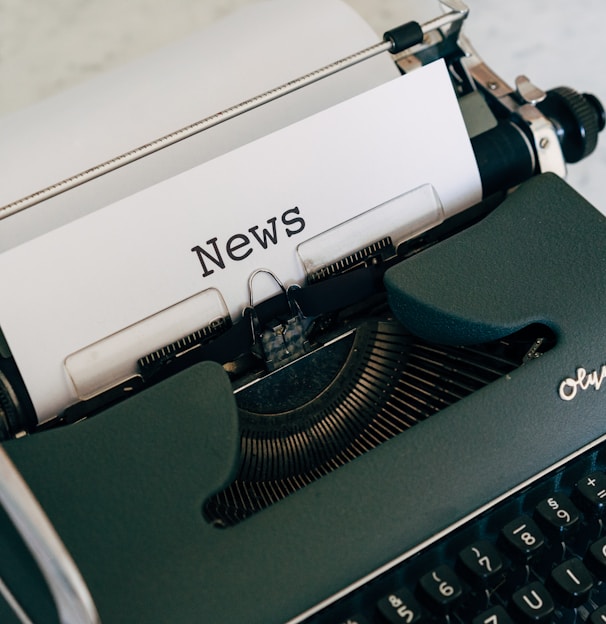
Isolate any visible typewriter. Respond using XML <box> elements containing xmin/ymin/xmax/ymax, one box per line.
<box><xmin>0</xmin><ymin>0</ymin><xmax>605</xmax><ymax>622</ymax></box>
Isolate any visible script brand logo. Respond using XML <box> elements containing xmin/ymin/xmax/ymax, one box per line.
<box><xmin>559</xmin><ymin>364</ymin><xmax>606</xmax><ymax>401</ymax></box>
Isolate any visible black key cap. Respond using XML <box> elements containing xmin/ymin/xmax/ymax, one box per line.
<box><xmin>472</xmin><ymin>605</ymin><xmax>514</xmax><ymax>624</ymax></box>
<box><xmin>417</xmin><ymin>564</ymin><xmax>463</xmax><ymax>614</ymax></box>
<box><xmin>585</xmin><ymin>536</ymin><xmax>606</xmax><ymax>580</ymax></box>
<box><xmin>457</xmin><ymin>540</ymin><xmax>505</xmax><ymax>588</ymax></box>
<box><xmin>590</xmin><ymin>604</ymin><xmax>606</xmax><ymax>624</ymax></box>
<box><xmin>573</xmin><ymin>471</ymin><xmax>606</xmax><ymax>516</ymax></box>
<box><xmin>510</xmin><ymin>581</ymin><xmax>554</xmax><ymax>623</ymax></box>
<box><xmin>547</xmin><ymin>558</ymin><xmax>593</xmax><ymax>607</ymax></box>
<box><xmin>377</xmin><ymin>588</ymin><xmax>424</xmax><ymax>623</ymax></box>
<box><xmin>534</xmin><ymin>493</ymin><xmax>580</xmax><ymax>539</ymax></box>
<box><xmin>500</xmin><ymin>516</ymin><xmax>545</xmax><ymax>561</ymax></box>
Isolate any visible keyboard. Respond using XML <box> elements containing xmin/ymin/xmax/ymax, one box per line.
<box><xmin>305</xmin><ymin>437</ymin><xmax>606</xmax><ymax>623</ymax></box>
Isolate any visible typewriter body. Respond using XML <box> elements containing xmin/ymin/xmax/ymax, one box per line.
<box><xmin>0</xmin><ymin>1</ymin><xmax>605</xmax><ymax>622</ymax></box>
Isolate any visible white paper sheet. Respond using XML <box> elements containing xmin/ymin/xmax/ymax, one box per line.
<box><xmin>0</xmin><ymin>60</ymin><xmax>481</xmax><ymax>422</ymax></box>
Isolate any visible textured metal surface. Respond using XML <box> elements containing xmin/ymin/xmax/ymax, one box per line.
<box><xmin>207</xmin><ymin>319</ymin><xmax>547</xmax><ymax>526</ymax></box>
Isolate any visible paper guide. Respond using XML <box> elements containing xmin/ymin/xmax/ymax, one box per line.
<box><xmin>0</xmin><ymin>60</ymin><xmax>481</xmax><ymax>422</ymax></box>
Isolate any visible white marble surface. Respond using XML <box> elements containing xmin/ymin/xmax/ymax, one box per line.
<box><xmin>1</xmin><ymin>0</ymin><xmax>605</xmax><ymax>211</ymax></box>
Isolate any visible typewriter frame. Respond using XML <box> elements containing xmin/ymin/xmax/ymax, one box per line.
<box><xmin>0</xmin><ymin>1</ymin><xmax>604</xmax><ymax>622</ymax></box>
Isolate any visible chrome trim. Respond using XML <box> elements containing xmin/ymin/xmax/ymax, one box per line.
<box><xmin>0</xmin><ymin>447</ymin><xmax>100</xmax><ymax>624</ymax></box>
<box><xmin>0</xmin><ymin>576</ymin><xmax>34</xmax><ymax>624</ymax></box>
<box><xmin>518</xmin><ymin>103</ymin><xmax>567</xmax><ymax>178</ymax></box>
<box><xmin>431</xmin><ymin>0</ymin><xmax>469</xmax><ymax>35</ymax></box>
<box><xmin>287</xmin><ymin>431</ymin><xmax>606</xmax><ymax>623</ymax></box>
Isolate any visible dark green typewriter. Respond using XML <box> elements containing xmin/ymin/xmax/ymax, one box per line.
<box><xmin>0</xmin><ymin>1</ymin><xmax>604</xmax><ymax>622</ymax></box>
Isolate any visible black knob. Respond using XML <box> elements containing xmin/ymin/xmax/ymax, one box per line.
<box><xmin>0</xmin><ymin>369</ymin><xmax>19</xmax><ymax>440</ymax></box>
<box><xmin>537</xmin><ymin>87</ymin><xmax>605</xmax><ymax>163</ymax></box>
<box><xmin>0</xmin><ymin>361</ymin><xmax>36</xmax><ymax>439</ymax></box>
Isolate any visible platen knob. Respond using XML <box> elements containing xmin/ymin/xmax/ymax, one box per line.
<box><xmin>537</xmin><ymin>87</ymin><xmax>605</xmax><ymax>163</ymax></box>
<box><xmin>0</xmin><ymin>361</ymin><xmax>36</xmax><ymax>439</ymax></box>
